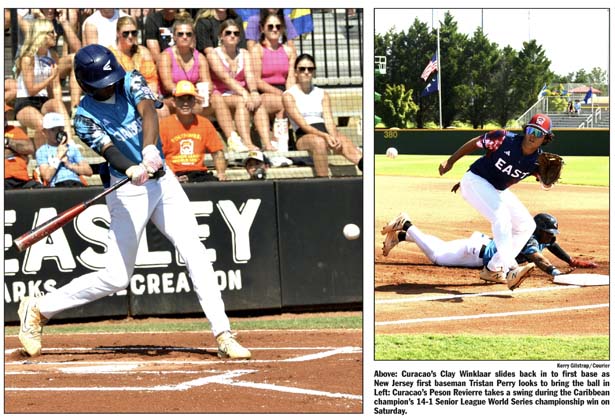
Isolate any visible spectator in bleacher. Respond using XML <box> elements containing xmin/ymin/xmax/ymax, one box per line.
<box><xmin>4</xmin><ymin>104</ymin><xmax>43</xmax><ymax>189</ymax></box>
<box><xmin>245</xmin><ymin>9</ymin><xmax>298</xmax><ymax>52</ymax></box>
<box><xmin>82</xmin><ymin>9</ymin><xmax>127</xmax><ymax>48</ymax></box>
<box><xmin>195</xmin><ymin>9</ymin><xmax>247</xmax><ymax>64</ymax></box>
<box><xmin>283</xmin><ymin>53</ymin><xmax>363</xmax><ymax>177</ymax></box>
<box><xmin>574</xmin><ymin>100</ymin><xmax>581</xmax><ymax>115</ymax></box>
<box><xmin>252</xmin><ymin>12</ymin><xmax>296</xmax><ymax>151</ymax></box>
<box><xmin>109</xmin><ymin>16</ymin><xmax>169</xmax><ymax>117</ymax></box>
<box><xmin>159</xmin><ymin>80</ymin><xmax>227</xmax><ymax>182</ymax></box>
<box><xmin>209</xmin><ymin>19</ymin><xmax>261</xmax><ymax>153</ymax></box>
<box><xmin>157</xmin><ymin>13</ymin><xmax>214</xmax><ymax>117</ymax></box>
<box><xmin>14</xmin><ymin>18</ymin><xmax>74</xmax><ymax>149</ymax></box>
<box><xmin>567</xmin><ymin>100</ymin><xmax>574</xmax><ymax>115</ymax></box>
<box><xmin>243</xmin><ymin>150</ymin><xmax>270</xmax><ymax>181</ymax></box>
<box><xmin>144</xmin><ymin>9</ymin><xmax>177</xmax><ymax>65</ymax></box>
<box><xmin>35</xmin><ymin>112</ymin><xmax>92</xmax><ymax>187</ymax></box>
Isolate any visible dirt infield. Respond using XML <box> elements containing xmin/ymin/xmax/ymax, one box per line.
<box><xmin>4</xmin><ymin>328</ymin><xmax>362</xmax><ymax>413</ymax></box>
<box><xmin>375</xmin><ymin>176</ymin><xmax>609</xmax><ymax>341</ymax></box>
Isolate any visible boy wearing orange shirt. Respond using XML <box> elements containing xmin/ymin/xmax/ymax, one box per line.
<box><xmin>159</xmin><ymin>80</ymin><xmax>227</xmax><ymax>182</ymax></box>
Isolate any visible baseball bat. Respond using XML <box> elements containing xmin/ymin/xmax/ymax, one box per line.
<box><xmin>13</xmin><ymin>177</ymin><xmax>130</xmax><ymax>252</ymax></box>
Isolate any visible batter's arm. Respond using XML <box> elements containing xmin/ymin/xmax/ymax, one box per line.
<box><xmin>439</xmin><ymin>137</ymin><xmax>481</xmax><ymax>175</ymax></box>
<box><xmin>524</xmin><ymin>251</ymin><xmax>560</xmax><ymax>275</ymax></box>
<box><xmin>136</xmin><ymin>99</ymin><xmax>160</xmax><ymax>149</ymax></box>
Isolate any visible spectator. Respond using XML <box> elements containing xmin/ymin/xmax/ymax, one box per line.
<box><xmin>35</xmin><ymin>112</ymin><xmax>92</xmax><ymax>187</ymax></box>
<box><xmin>82</xmin><ymin>9</ymin><xmax>127</xmax><ymax>48</ymax></box>
<box><xmin>243</xmin><ymin>150</ymin><xmax>270</xmax><ymax>180</ymax></box>
<box><xmin>157</xmin><ymin>12</ymin><xmax>213</xmax><ymax>116</ymax></box>
<box><xmin>252</xmin><ymin>12</ymin><xmax>296</xmax><ymax>151</ymax></box>
<box><xmin>209</xmin><ymin>19</ymin><xmax>261</xmax><ymax>152</ymax></box>
<box><xmin>5</xmin><ymin>104</ymin><xmax>42</xmax><ymax>189</ymax></box>
<box><xmin>144</xmin><ymin>9</ymin><xmax>177</xmax><ymax>65</ymax></box>
<box><xmin>283</xmin><ymin>53</ymin><xmax>363</xmax><ymax>177</ymax></box>
<box><xmin>16</xmin><ymin>9</ymin><xmax>82</xmax><ymax>113</ymax></box>
<box><xmin>245</xmin><ymin>9</ymin><xmax>298</xmax><ymax>51</ymax></box>
<box><xmin>195</xmin><ymin>9</ymin><xmax>247</xmax><ymax>63</ymax></box>
<box><xmin>159</xmin><ymin>81</ymin><xmax>227</xmax><ymax>183</ymax></box>
<box><xmin>574</xmin><ymin>100</ymin><xmax>581</xmax><ymax>115</ymax></box>
<box><xmin>567</xmin><ymin>100</ymin><xmax>574</xmax><ymax>115</ymax></box>
<box><xmin>14</xmin><ymin>18</ymin><xmax>73</xmax><ymax>149</ymax></box>
<box><xmin>109</xmin><ymin>16</ymin><xmax>168</xmax><ymax>117</ymax></box>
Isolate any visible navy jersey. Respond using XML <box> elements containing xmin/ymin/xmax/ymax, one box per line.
<box><xmin>469</xmin><ymin>130</ymin><xmax>540</xmax><ymax>190</ymax></box>
<box><xmin>482</xmin><ymin>235</ymin><xmax>551</xmax><ymax>266</ymax></box>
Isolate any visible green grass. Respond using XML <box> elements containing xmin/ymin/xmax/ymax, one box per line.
<box><xmin>4</xmin><ymin>314</ymin><xmax>362</xmax><ymax>336</ymax></box>
<box><xmin>376</xmin><ymin>155</ymin><xmax>609</xmax><ymax>187</ymax></box>
<box><xmin>375</xmin><ymin>334</ymin><xmax>609</xmax><ymax>360</ymax></box>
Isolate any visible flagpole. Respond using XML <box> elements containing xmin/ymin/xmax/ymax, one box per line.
<box><xmin>436</xmin><ymin>27</ymin><xmax>443</xmax><ymax>129</ymax></box>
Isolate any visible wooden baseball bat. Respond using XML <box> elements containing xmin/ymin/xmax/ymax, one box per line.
<box><xmin>13</xmin><ymin>177</ymin><xmax>130</xmax><ymax>252</ymax></box>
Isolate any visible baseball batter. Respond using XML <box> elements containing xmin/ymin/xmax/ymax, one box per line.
<box><xmin>438</xmin><ymin>113</ymin><xmax>554</xmax><ymax>289</ymax></box>
<box><xmin>382</xmin><ymin>212</ymin><xmax>597</xmax><ymax>289</ymax></box>
<box><xmin>17</xmin><ymin>45</ymin><xmax>250</xmax><ymax>359</ymax></box>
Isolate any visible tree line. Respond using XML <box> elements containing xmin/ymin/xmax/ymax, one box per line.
<box><xmin>375</xmin><ymin>12</ymin><xmax>607</xmax><ymax>129</ymax></box>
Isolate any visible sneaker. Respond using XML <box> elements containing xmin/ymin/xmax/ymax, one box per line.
<box><xmin>479</xmin><ymin>266</ymin><xmax>506</xmax><ymax>284</ymax></box>
<box><xmin>227</xmin><ymin>132</ymin><xmax>249</xmax><ymax>152</ymax></box>
<box><xmin>380</xmin><ymin>212</ymin><xmax>411</xmax><ymax>235</ymax></box>
<box><xmin>17</xmin><ymin>296</ymin><xmax>47</xmax><ymax>357</ymax></box>
<box><xmin>382</xmin><ymin>230</ymin><xmax>400</xmax><ymax>257</ymax></box>
<box><xmin>216</xmin><ymin>331</ymin><xmax>251</xmax><ymax>359</ymax></box>
<box><xmin>506</xmin><ymin>263</ymin><xmax>536</xmax><ymax>290</ymax></box>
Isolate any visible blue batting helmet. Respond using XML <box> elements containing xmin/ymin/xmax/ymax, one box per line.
<box><xmin>534</xmin><ymin>213</ymin><xmax>560</xmax><ymax>235</ymax></box>
<box><xmin>74</xmin><ymin>45</ymin><xmax>125</xmax><ymax>93</ymax></box>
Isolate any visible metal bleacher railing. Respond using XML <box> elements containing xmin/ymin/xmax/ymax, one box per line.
<box><xmin>5</xmin><ymin>8</ymin><xmax>363</xmax><ymax>182</ymax></box>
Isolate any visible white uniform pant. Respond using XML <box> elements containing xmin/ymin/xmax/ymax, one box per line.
<box><xmin>38</xmin><ymin>172</ymin><xmax>231</xmax><ymax>337</ymax></box>
<box><xmin>406</xmin><ymin>226</ymin><xmax>487</xmax><ymax>267</ymax></box>
<box><xmin>459</xmin><ymin>171</ymin><xmax>535</xmax><ymax>274</ymax></box>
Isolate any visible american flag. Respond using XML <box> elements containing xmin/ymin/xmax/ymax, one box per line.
<box><xmin>420</xmin><ymin>54</ymin><xmax>438</xmax><ymax>81</ymax></box>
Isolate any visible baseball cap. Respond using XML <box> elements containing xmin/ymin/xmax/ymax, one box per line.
<box><xmin>42</xmin><ymin>112</ymin><xmax>65</xmax><ymax>129</ymax></box>
<box><xmin>527</xmin><ymin>113</ymin><xmax>552</xmax><ymax>134</ymax></box>
<box><xmin>173</xmin><ymin>80</ymin><xmax>197</xmax><ymax>97</ymax></box>
<box><xmin>243</xmin><ymin>150</ymin><xmax>267</xmax><ymax>166</ymax></box>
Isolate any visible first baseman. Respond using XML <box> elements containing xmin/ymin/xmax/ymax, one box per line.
<box><xmin>438</xmin><ymin>113</ymin><xmax>554</xmax><ymax>289</ymax></box>
<box><xmin>17</xmin><ymin>45</ymin><xmax>250</xmax><ymax>359</ymax></box>
<box><xmin>382</xmin><ymin>212</ymin><xmax>597</xmax><ymax>289</ymax></box>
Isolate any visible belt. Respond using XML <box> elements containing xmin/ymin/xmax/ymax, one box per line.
<box><xmin>479</xmin><ymin>244</ymin><xmax>486</xmax><ymax>259</ymax></box>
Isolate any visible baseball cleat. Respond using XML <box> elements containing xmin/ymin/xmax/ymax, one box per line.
<box><xmin>382</xmin><ymin>230</ymin><xmax>400</xmax><ymax>257</ymax></box>
<box><xmin>216</xmin><ymin>331</ymin><xmax>251</xmax><ymax>359</ymax></box>
<box><xmin>506</xmin><ymin>263</ymin><xmax>536</xmax><ymax>290</ymax></box>
<box><xmin>479</xmin><ymin>266</ymin><xmax>506</xmax><ymax>284</ymax></box>
<box><xmin>17</xmin><ymin>296</ymin><xmax>47</xmax><ymax>357</ymax></box>
<box><xmin>381</xmin><ymin>212</ymin><xmax>411</xmax><ymax>235</ymax></box>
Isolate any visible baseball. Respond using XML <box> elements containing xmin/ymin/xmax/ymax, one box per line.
<box><xmin>386</xmin><ymin>147</ymin><xmax>398</xmax><ymax>158</ymax></box>
<box><xmin>343</xmin><ymin>223</ymin><xmax>361</xmax><ymax>240</ymax></box>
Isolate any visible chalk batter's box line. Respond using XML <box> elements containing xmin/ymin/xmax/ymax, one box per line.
<box><xmin>4</xmin><ymin>348</ymin><xmax>363</xmax><ymax>400</ymax></box>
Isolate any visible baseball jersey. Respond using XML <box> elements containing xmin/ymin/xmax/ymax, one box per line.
<box><xmin>482</xmin><ymin>234</ymin><xmax>550</xmax><ymax>266</ymax></box>
<box><xmin>35</xmin><ymin>143</ymin><xmax>85</xmax><ymax>186</ymax></box>
<box><xmin>4</xmin><ymin>125</ymin><xmax>31</xmax><ymax>181</ymax></box>
<box><xmin>159</xmin><ymin>114</ymin><xmax>223</xmax><ymax>173</ymax></box>
<box><xmin>73</xmin><ymin>70</ymin><xmax>164</xmax><ymax>179</ymax></box>
<box><xmin>469</xmin><ymin>130</ymin><xmax>540</xmax><ymax>190</ymax></box>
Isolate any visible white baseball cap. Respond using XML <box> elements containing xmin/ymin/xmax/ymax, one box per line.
<box><xmin>42</xmin><ymin>112</ymin><xmax>65</xmax><ymax>129</ymax></box>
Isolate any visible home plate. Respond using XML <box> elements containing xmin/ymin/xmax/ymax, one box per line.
<box><xmin>553</xmin><ymin>273</ymin><xmax>609</xmax><ymax>286</ymax></box>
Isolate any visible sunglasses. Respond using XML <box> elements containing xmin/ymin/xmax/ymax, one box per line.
<box><xmin>267</xmin><ymin>24</ymin><xmax>282</xmax><ymax>31</ymax></box>
<box><xmin>121</xmin><ymin>30</ymin><xmax>139</xmax><ymax>38</ymax></box>
<box><xmin>224</xmin><ymin>30</ymin><xmax>240</xmax><ymax>37</ymax></box>
<box><xmin>177</xmin><ymin>31</ymin><xmax>193</xmax><ymax>38</ymax></box>
<box><xmin>297</xmin><ymin>66</ymin><xmax>315</xmax><ymax>73</ymax></box>
<box><xmin>525</xmin><ymin>126</ymin><xmax>546</xmax><ymax>138</ymax></box>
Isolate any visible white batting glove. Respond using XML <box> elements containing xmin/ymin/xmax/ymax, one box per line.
<box><xmin>126</xmin><ymin>164</ymin><xmax>149</xmax><ymax>185</ymax></box>
<box><xmin>142</xmin><ymin>144</ymin><xmax>163</xmax><ymax>174</ymax></box>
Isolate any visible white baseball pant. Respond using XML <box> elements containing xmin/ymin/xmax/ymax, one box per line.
<box><xmin>406</xmin><ymin>226</ymin><xmax>488</xmax><ymax>267</ymax></box>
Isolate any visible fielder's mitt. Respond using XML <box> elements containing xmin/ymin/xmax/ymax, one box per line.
<box><xmin>537</xmin><ymin>152</ymin><xmax>564</xmax><ymax>186</ymax></box>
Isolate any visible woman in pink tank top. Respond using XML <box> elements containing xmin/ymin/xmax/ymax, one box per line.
<box><xmin>209</xmin><ymin>19</ymin><xmax>261</xmax><ymax>152</ymax></box>
<box><xmin>251</xmin><ymin>13</ymin><xmax>296</xmax><ymax>151</ymax></box>
<box><xmin>158</xmin><ymin>13</ymin><xmax>213</xmax><ymax>116</ymax></box>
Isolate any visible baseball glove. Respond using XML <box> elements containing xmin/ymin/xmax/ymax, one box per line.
<box><xmin>537</xmin><ymin>152</ymin><xmax>564</xmax><ymax>187</ymax></box>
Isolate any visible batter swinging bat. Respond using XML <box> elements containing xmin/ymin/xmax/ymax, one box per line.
<box><xmin>13</xmin><ymin>177</ymin><xmax>130</xmax><ymax>252</ymax></box>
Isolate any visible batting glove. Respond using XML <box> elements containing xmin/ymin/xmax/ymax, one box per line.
<box><xmin>570</xmin><ymin>258</ymin><xmax>597</xmax><ymax>269</ymax></box>
<box><xmin>142</xmin><ymin>144</ymin><xmax>163</xmax><ymax>174</ymax></box>
<box><xmin>126</xmin><ymin>164</ymin><xmax>149</xmax><ymax>186</ymax></box>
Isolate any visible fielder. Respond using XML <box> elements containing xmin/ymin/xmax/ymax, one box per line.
<box><xmin>382</xmin><ymin>212</ymin><xmax>597</xmax><ymax>289</ymax></box>
<box><xmin>438</xmin><ymin>113</ymin><xmax>556</xmax><ymax>290</ymax></box>
<box><xmin>17</xmin><ymin>45</ymin><xmax>250</xmax><ymax>359</ymax></box>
